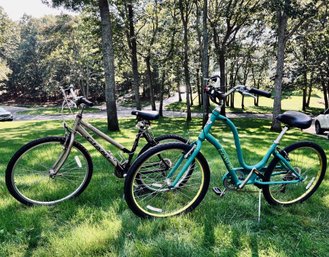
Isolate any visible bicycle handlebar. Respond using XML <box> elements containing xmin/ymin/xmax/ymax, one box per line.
<box><xmin>60</xmin><ymin>85</ymin><xmax>94</xmax><ymax>108</ymax></box>
<box><xmin>249</xmin><ymin>88</ymin><xmax>271</xmax><ymax>98</ymax></box>
<box><xmin>205</xmin><ymin>76</ymin><xmax>271</xmax><ymax>105</ymax></box>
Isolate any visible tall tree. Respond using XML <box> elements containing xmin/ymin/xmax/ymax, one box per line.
<box><xmin>134</xmin><ymin>0</ymin><xmax>162</xmax><ymax>111</ymax></box>
<box><xmin>43</xmin><ymin>0</ymin><xmax>119</xmax><ymax>131</ymax></box>
<box><xmin>124</xmin><ymin>1</ymin><xmax>141</xmax><ymax>110</ymax></box>
<box><xmin>0</xmin><ymin>7</ymin><xmax>15</xmax><ymax>82</ymax></box>
<box><xmin>200</xmin><ymin>0</ymin><xmax>210</xmax><ymax>125</ymax></box>
<box><xmin>98</xmin><ymin>0</ymin><xmax>119</xmax><ymax>130</ymax></box>
<box><xmin>179</xmin><ymin>0</ymin><xmax>193</xmax><ymax>121</ymax></box>
<box><xmin>209</xmin><ymin>0</ymin><xmax>260</xmax><ymax>116</ymax></box>
<box><xmin>268</xmin><ymin>0</ymin><xmax>323</xmax><ymax>131</ymax></box>
<box><xmin>271</xmin><ymin>1</ymin><xmax>288</xmax><ymax>131</ymax></box>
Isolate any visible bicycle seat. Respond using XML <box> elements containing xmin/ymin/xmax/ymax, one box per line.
<box><xmin>131</xmin><ymin>110</ymin><xmax>160</xmax><ymax>120</ymax></box>
<box><xmin>276</xmin><ymin>111</ymin><xmax>312</xmax><ymax>129</ymax></box>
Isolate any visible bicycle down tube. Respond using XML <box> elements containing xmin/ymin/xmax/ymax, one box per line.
<box><xmin>51</xmin><ymin>114</ymin><xmax>129</xmax><ymax>175</ymax></box>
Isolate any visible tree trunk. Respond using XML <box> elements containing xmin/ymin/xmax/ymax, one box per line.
<box><xmin>189</xmin><ymin>83</ymin><xmax>193</xmax><ymax>106</ymax></box>
<box><xmin>145</xmin><ymin>56</ymin><xmax>156</xmax><ymax>111</ymax></box>
<box><xmin>201</xmin><ymin>0</ymin><xmax>209</xmax><ymax>126</ymax></box>
<box><xmin>177</xmin><ymin>76</ymin><xmax>182</xmax><ymax>102</ymax></box>
<box><xmin>218</xmin><ymin>50</ymin><xmax>226</xmax><ymax>116</ymax></box>
<box><xmin>306</xmin><ymin>71</ymin><xmax>313</xmax><ymax>108</ymax></box>
<box><xmin>322</xmin><ymin>78</ymin><xmax>328</xmax><ymax>109</ymax></box>
<box><xmin>302</xmin><ymin>69</ymin><xmax>307</xmax><ymax>111</ymax></box>
<box><xmin>196</xmin><ymin>68</ymin><xmax>201</xmax><ymax>106</ymax></box>
<box><xmin>252</xmin><ymin>67</ymin><xmax>259</xmax><ymax>106</ymax></box>
<box><xmin>302</xmin><ymin>89</ymin><xmax>307</xmax><ymax>111</ymax></box>
<box><xmin>327</xmin><ymin>85</ymin><xmax>329</xmax><ymax>110</ymax></box>
<box><xmin>179</xmin><ymin>0</ymin><xmax>191</xmax><ymax>121</ymax></box>
<box><xmin>254</xmin><ymin>95</ymin><xmax>259</xmax><ymax>107</ymax></box>
<box><xmin>271</xmin><ymin>10</ymin><xmax>288</xmax><ymax>132</ymax></box>
<box><xmin>194</xmin><ymin>2</ymin><xmax>202</xmax><ymax>107</ymax></box>
<box><xmin>127</xmin><ymin>2</ymin><xmax>141</xmax><ymax>110</ymax></box>
<box><xmin>159</xmin><ymin>70</ymin><xmax>165</xmax><ymax>117</ymax></box>
<box><xmin>98</xmin><ymin>0</ymin><xmax>119</xmax><ymax>131</ymax></box>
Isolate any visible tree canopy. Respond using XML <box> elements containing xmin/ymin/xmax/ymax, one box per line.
<box><xmin>0</xmin><ymin>0</ymin><xmax>328</xmax><ymax>125</ymax></box>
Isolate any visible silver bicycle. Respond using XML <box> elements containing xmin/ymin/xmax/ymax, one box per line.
<box><xmin>5</xmin><ymin>86</ymin><xmax>187</xmax><ymax>206</ymax></box>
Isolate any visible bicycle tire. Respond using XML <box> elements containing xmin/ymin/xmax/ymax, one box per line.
<box><xmin>124</xmin><ymin>142</ymin><xmax>210</xmax><ymax>218</ymax></box>
<box><xmin>138</xmin><ymin>134</ymin><xmax>188</xmax><ymax>156</ymax></box>
<box><xmin>263</xmin><ymin>141</ymin><xmax>326</xmax><ymax>205</ymax></box>
<box><xmin>6</xmin><ymin>136</ymin><xmax>93</xmax><ymax>206</ymax></box>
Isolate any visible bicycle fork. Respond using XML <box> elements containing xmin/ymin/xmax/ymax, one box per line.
<box><xmin>49</xmin><ymin>133</ymin><xmax>75</xmax><ymax>177</ymax></box>
<box><xmin>166</xmin><ymin>142</ymin><xmax>201</xmax><ymax>188</ymax></box>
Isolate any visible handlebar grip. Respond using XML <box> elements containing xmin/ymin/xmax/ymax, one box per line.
<box><xmin>249</xmin><ymin>88</ymin><xmax>271</xmax><ymax>98</ymax></box>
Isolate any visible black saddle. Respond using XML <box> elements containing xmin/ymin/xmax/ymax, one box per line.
<box><xmin>131</xmin><ymin>110</ymin><xmax>159</xmax><ymax>121</ymax></box>
<box><xmin>276</xmin><ymin>111</ymin><xmax>312</xmax><ymax>129</ymax></box>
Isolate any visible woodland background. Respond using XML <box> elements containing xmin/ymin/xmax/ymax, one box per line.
<box><xmin>0</xmin><ymin>0</ymin><xmax>328</xmax><ymax>130</ymax></box>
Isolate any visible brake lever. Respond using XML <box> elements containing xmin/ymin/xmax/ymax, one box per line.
<box><xmin>234</xmin><ymin>85</ymin><xmax>255</xmax><ymax>99</ymax></box>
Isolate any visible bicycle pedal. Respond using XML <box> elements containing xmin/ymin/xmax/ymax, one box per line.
<box><xmin>213</xmin><ymin>187</ymin><xmax>225</xmax><ymax>197</ymax></box>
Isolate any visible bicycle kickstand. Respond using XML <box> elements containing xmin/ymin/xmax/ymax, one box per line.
<box><xmin>258</xmin><ymin>188</ymin><xmax>262</xmax><ymax>223</ymax></box>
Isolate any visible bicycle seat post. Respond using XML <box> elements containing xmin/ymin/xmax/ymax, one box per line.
<box><xmin>274</xmin><ymin>126</ymin><xmax>289</xmax><ymax>144</ymax></box>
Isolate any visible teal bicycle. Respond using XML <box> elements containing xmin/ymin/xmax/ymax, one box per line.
<box><xmin>124</xmin><ymin>76</ymin><xmax>327</xmax><ymax>218</ymax></box>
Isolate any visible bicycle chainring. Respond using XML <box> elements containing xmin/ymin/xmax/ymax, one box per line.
<box><xmin>223</xmin><ymin>171</ymin><xmax>245</xmax><ymax>191</ymax></box>
<box><xmin>114</xmin><ymin>162</ymin><xmax>128</xmax><ymax>178</ymax></box>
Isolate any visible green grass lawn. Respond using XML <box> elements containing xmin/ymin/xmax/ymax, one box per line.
<box><xmin>166</xmin><ymin>91</ymin><xmax>326</xmax><ymax>116</ymax></box>
<box><xmin>0</xmin><ymin>117</ymin><xmax>329</xmax><ymax>256</ymax></box>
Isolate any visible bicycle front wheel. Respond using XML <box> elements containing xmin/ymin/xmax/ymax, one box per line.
<box><xmin>124</xmin><ymin>142</ymin><xmax>210</xmax><ymax>218</ymax></box>
<box><xmin>263</xmin><ymin>141</ymin><xmax>326</xmax><ymax>205</ymax></box>
<box><xmin>6</xmin><ymin>137</ymin><xmax>93</xmax><ymax>206</ymax></box>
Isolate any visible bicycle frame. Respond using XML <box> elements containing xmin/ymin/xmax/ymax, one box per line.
<box><xmin>168</xmin><ymin>106</ymin><xmax>304</xmax><ymax>189</ymax></box>
<box><xmin>50</xmin><ymin>107</ymin><xmax>154</xmax><ymax>175</ymax></box>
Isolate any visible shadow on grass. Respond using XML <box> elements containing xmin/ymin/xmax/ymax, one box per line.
<box><xmin>0</xmin><ymin>117</ymin><xmax>328</xmax><ymax>256</ymax></box>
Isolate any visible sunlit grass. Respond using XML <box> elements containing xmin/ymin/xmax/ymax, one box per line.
<box><xmin>166</xmin><ymin>91</ymin><xmax>326</xmax><ymax>116</ymax></box>
<box><xmin>0</xmin><ymin>117</ymin><xmax>328</xmax><ymax>256</ymax></box>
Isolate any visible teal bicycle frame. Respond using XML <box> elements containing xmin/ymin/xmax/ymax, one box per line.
<box><xmin>167</xmin><ymin>106</ymin><xmax>304</xmax><ymax>189</ymax></box>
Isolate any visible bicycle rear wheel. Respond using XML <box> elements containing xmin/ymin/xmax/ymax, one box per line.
<box><xmin>136</xmin><ymin>134</ymin><xmax>189</xmax><ymax>187</ymax></box>
<box><xmin>263</xmin><ymin>141</ymin><xmax>326</xmax><ymax>205</ymax></box>
<box><xmin>124</xmin><ymin>142</ymin><xmax>210</xmax><ymax>218</ymax></box>
<box><xmin>138</xmin><ymin>134</ymin><xmax>188</xmax><ymax>156</ymax></box>
<box><xmin>6</xmin><ymin>137</ymin><xmax>93</xmax><ymax>206</ymax></box>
